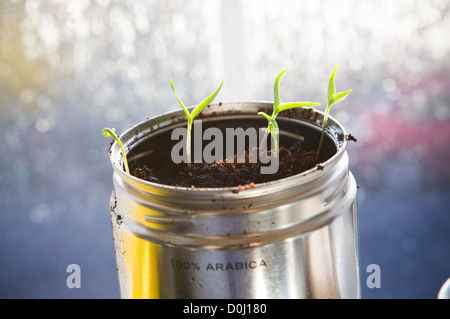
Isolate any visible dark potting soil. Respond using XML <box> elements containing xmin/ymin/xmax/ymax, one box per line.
<box><xmin>131</xmin><ymin>140</ymin><xmax>335</xmax><ymax>188</ymax></box>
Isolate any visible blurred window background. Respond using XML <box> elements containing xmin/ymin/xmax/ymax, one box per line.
<box><xmin>0</xmin><ymin>0</ymin><xmax>449</xmax><ymax>298</ymax></box>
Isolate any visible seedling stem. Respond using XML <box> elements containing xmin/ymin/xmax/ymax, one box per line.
<box><xmin>315</xmin><ymin>65</ymin><xmax>352</xmax><ymax>160</ymax></box>
<box><xmin>170</xmin><ymin>79</ymin><xmax>223</xmax><ymax>165</ymax></box>
<box><xmin>102</xmin><ymin>127</ymin><xmax>130</xmax><ymax>174</ymax></box>
<box><xmin>258</xmin><ymin>68</ymin><xmax>321</xmax><ymax>158</ymax></box>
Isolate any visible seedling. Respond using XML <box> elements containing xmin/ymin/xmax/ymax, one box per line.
<box><xmin>102</xmin><ymin>127</ymin><xmax>130</xmax><ymax>174</ymax></box>
<box><xmin>315</xmin><ymin>65</ymin><xmax>352</xmax><ymax>159</ymax></box>
<box><xmin>258</xmin><ymin>68</ymin><xmax>321</xmax><ymax>158</ymax></box>
<box><xmin>170</xmin><ymin>78</ymin><xmax>223</xmax><ymax>164</ymax></box>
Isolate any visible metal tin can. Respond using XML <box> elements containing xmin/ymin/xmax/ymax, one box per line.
<box><xmin>108</xmin><ymin>102</ymin><xmax>360</xmax><ymax>299</ymax></box>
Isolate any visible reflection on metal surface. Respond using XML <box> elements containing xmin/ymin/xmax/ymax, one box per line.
<box><xmin>438</xmin><ymin>278</ymin><xmax>450</xmax><ymax>299</ymax></box>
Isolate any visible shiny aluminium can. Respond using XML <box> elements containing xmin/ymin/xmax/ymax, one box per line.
<box><xmin>107</xmin><ymin>102</ymin><xmax>360</xmax><ymax>299</ymax></box>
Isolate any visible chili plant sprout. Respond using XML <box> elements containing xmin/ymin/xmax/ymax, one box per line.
<box><xmin>258</xmin><ymin>68</ymin><xmax>321</xmax><ymax>158</ymax></box>
<box><xmin>102</xmin><ymin>127</ymin><xmax>130</xmax><ymax>174</ymax></box>
<box><xmin>170</xmin><ymin>79</ymin><xmax>223</xmax><ymax>165</ymax></box>
<box><xmin>315</xmin><ymin>65</ymin><xmax>352</xmax><ymax>160</ymax></box>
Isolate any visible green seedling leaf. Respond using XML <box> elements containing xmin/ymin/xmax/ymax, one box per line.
<box><xmin>170</xmin><ymin>79</ymin><xmax>191</xmax><ymax>123</ymax></box>
<box><xmin>316</xmin><ymin>65</ymin><xmax>352</xmax><ymax>160</ymax></box>
<box><xmin>191</xmin><ymin>80</ymin><xmax>224</xmax><ymax>119</ymax></box>
<box><xmin>257</xmin><ymin>111</ymin><xmax>273</xmax><ymax>124</ymax></box>
<box><xmin>274</xmin><ymin>68</ymin><xmax>290</xmax><ymax>112</ymax></box>
<box><xmin>328</xmin><ymin>64</ymin><xmax>337</xmax><ymax>98</ymax></box>
<box><xmin>170</xmin><ymin>79</ymin><xmax>223</xmax><ymax>164</ymax></box>
<box><xmin>259</xmin><ymin>69</ymin><xmax>321</xmax><ymax>159</ymax></box>
<box><xmin>277</xmin><ymin>101</ymin><xmax>321</xmax><ymax>114</ymax></box>
<box><xmin>102</xmin><ymin>127</ymin><xmax>130</xmax><ymax>174</ymax></box>
<box><xmin>328</xmin><ymin>89</ymin><xmax>352</xmax><ymax>107</ymax></box>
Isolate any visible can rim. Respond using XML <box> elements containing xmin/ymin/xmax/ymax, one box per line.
<box><xmin>109</xmin><ymin>101</ymin><xmax>348</xmax><ymax>196</ymax></box>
